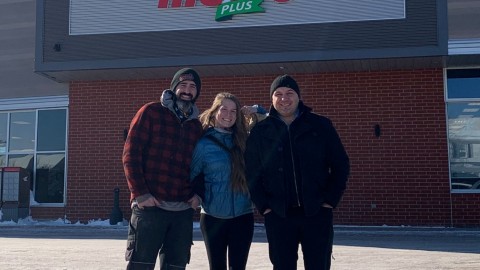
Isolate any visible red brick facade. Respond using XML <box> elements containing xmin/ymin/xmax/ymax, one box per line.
<box><xmin>34</xmin><ymin>68</ymin><xmax>479</xmax><ymax>227</ymax></box>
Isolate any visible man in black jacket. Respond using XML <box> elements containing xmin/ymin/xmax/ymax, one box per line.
<box><xmin>245</xmin><ymin>74</ymin><xmax>350</xmax><ymax>270</ymax></box>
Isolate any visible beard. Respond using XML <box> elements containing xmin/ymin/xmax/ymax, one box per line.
<box><xmin>175</xmin><ymin>99</ymin><xmax>194</xmax><ymax>112</ymax></box>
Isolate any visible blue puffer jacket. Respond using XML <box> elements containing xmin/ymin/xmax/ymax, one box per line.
<box><xmin>190</xmin><ymin>127</ymin><xmax>253</xmax><ymax>219</ymax></box>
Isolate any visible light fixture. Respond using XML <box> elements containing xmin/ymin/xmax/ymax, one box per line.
<box><xmin>54</xmin><ymin>43</ymin><xmax>62</xmax><ymax>52</ymax></box>
<box><xmin>374</xmin><ymin>124</ymin><xmax>381</xmax><ymax>138</ymax></box>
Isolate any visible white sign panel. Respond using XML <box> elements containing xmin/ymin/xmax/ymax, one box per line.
<box><xmin>69</xmin><ymin>0</ymin><xmax>405</xmax><ymax>35</ymax></box>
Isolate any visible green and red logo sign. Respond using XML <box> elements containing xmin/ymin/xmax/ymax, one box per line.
<box><xmin>158</xmin><ymin>0</ymin><xmax>290</xmax><ymax>21</ymax></box>
<box><xmin>215</xmin><ymin>0</ymin><xmax>265</xmax><ymax>21</ymax></box>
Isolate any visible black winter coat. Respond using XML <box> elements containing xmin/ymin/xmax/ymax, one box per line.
<box><xmin>245</xmin><ymin>102</ymin><xmax>350</xmax><ymax>218</ymax></box>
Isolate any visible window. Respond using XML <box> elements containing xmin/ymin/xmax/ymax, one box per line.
<box><xmin>0</xmin><ymin>113</ymin><xmax>6</xmax><ymax>167</ymax></box>
<box><xmin>9</xmin><ymin>112</ymin><xmax>35</xmax><ymax>152</ymax></box>
<box><xmin>35</xmin><ymin>153</ymin><xmax>65</xmax><ymax>203</ymax></box>
<box><xmin>35</xmin><ymin>109</ymin><xmax>67</xmax><ymax>203</ymax></box>
<box><xmin>0</xmin><ymin>98</ymin><xmax>68</xmax><ymax>205</ymax></box>
<box><xmin>37</xmin><ymin>109</ymin><xmax>66</xmax><ymax>151</ymax></box>
<box><xmin>446</xmin><ymin>69</ymin><xmax>480</xmax><ymax>192</ymax></box>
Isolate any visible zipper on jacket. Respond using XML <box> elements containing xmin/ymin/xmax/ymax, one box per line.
<box><xmin>287</xmin><ymin>125</ymin><xmax>301</xmax><ymax>207</ymax></box>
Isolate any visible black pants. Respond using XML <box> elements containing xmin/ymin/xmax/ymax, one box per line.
<box><xmin>264</xmin><ymin>208</ymin><xmax>334</xmax><ymax>270</ymax></box>
<box><xmin>200</xmin><ymin>213</ymin><xmax>254</xmax><ymax>270</ymax></box>
<box><xmin>125</xmin><ymin>207</ymin><xmax>193</xmax><ymax>270</ymax></box>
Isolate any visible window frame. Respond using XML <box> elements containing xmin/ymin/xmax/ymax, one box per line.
<box><xmin>0</xmin><ymin>96</ymin><xmax>68</xmax><ymax>206</ymax></box>
<box><xmin>445</xmin><ymin>68</ymin><xmax>480</xmax><ymax>194</ymax></box>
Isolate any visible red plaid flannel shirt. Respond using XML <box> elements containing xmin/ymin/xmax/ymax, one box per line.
<box><xmin>123</xmin><ymin>102</ymin><xmax>203</xmax><ymax>202</ymax></box>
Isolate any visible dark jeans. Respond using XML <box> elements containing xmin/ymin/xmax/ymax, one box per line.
<box><xmin>200</xmin><ymin>213</ymin><xmax>254</xmax><ymax>270</ymax></box>
<box><xmin>125</xmin><ymin>206</ymin><xmax>194</xmax><ymax>270</ymax></box>
<box><xmin>264</xmin><ymin>208</ymin><xmax>334</xmax><ymax>270</ymax></box>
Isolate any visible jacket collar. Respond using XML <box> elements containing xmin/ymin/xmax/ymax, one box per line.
<box><xmin>160</xmin><ymin>89</ymin><xmax>200</xmax><ymax>121</ymax></box>
<box><xmin>268</xmin><ymin>101</ymin><xmax>311</xmax><ymax>122</ymax></box>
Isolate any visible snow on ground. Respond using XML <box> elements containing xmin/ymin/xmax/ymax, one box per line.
<box><xmin>0</xmin><ymin>209</ymin><xmax>269</xmax><ymax>232</ymax></box>
<box><xmin>0</xmin><ymin>213</ymin><xmax>126</xmax><ymax>227</ymax></box>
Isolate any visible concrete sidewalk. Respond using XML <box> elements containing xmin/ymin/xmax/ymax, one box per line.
<box><xmin>0</xmin><ymin>225</ymin><xmax>479</xmax><ymax>269</ymax></box>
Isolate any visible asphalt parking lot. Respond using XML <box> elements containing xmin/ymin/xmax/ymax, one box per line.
<box><xmin>0</xmin><ymin>225</ymin><xmax>479</xmax><ymax>270</ymax></box>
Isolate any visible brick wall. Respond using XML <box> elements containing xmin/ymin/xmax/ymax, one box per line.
<box><xmin>56</xmin><ymin>68</ymin><xmax>480</xmax><ymax>227</ymax></box>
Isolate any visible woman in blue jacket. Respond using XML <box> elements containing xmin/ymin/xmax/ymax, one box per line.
<box><xmin>190</xmin><ymin>92</ymin><xmax>254</xmax><ymax>270</ymax></box>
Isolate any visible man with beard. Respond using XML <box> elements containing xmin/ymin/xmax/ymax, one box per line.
<box><xmin>123</xmin><ymin>68</ymin><xmax>203</xmax><ymax>270</ymax></box>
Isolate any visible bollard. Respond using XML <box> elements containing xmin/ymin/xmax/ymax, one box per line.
<box><xmin>109</xmin><ymin>187</ymin><xmax>123</xmax><ymax>225</ymax></box>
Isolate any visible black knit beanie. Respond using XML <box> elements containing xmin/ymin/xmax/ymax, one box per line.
<box><xmin>170</xmin><ymin>68</ymin><xmax>201</xmax><ymax>102</ymax></box>
<box><xmin>270</xmin><ymin>74</ymin><xmax>300</xmax><ymax>98</ymax></box>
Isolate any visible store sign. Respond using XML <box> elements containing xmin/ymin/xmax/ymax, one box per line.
<box><xmin>158</xmin><ymin>0</ymin><xmax>272</xmax><ymax>21</ymax></box>
<box><xmin>215</xmin><ymin>0</ymin><xmax>265</xmax><ymax>21</ymax></box>
<box><xmin>69</xmin><ymin>0</ymin><xmax>405</xmax><ymax>35</ymax></box>
<box><xmin>158</xmin><ymin>0</ymin><xmax>287</xmax><ymax>8</ymax></box>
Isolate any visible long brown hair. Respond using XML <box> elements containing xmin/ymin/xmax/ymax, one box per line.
<box><xmin>199</xmin><ymin>92</ymin><xmax>249</xmax><ymax>193</ymax></box>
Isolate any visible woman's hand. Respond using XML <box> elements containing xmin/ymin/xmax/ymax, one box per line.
<box><xmin>188</xmin><ymin>195</ymin><xmax>201</xmax><ymax>209</ymax></box>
